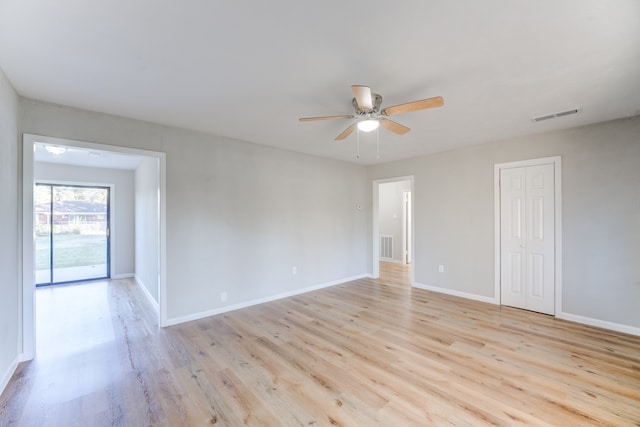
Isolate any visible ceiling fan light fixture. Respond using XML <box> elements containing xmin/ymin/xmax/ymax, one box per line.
<box><xmin>357</xmin><ymin>119</ymin><xmax>380</xmax><ymax>133</ymax></box>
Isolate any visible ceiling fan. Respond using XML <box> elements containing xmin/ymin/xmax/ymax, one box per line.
<box><xmin>299</xmin><ymin>85</ymin><xmax>444</xmax><ymax>141</ymax></box>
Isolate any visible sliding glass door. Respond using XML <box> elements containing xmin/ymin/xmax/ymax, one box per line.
<box><xmin>35</xmin><ymin>184</ymin><xmax>110</xmax><ymax>286</ymax></box>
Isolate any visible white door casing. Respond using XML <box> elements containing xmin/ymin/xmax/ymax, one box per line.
<box><xmin>402</xmin><ymin>191</ymin><xmax>412</xmax><ymax>264</ymax></box>
<box><xmin>499</xmin><ymin>162</ymin><xmax>556</xmax><ymax>315</ymax></box>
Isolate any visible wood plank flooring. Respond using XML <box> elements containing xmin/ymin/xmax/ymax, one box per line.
<box><xmin>1</xmin><ymin>262</ymin><xmax>639</xmax><ymax>426</ymax></box>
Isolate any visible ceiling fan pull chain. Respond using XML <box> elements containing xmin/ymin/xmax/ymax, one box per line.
<box><xmin>356</xmin><ymin>128</ymin><xmax>360</xmax><ymax>159</ymax></box>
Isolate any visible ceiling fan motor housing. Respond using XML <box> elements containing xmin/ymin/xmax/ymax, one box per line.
<box><xmin>352</xmin><ymin>93</ymin><xmax>382</xmax><ymax>115</ymax></box>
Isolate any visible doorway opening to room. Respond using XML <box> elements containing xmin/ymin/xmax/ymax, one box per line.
<box><xmin>34</xmin><ymin>183</ymin><xmax>110</xmax><ymax>286</ymax></box>
<box><xmin>373</xmin><ymin>176</ymin><xmax>414</xmax><ymax>286</ymax></box>
<box><xmin>22</xmin><ymin>133</ymin><xmax>167</xmax><ymax>361</ymax></box>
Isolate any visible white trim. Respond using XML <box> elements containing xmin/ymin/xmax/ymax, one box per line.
<box><xmin>414</xmin><ymin>280</ymin><xmax>639</xmax><ymax>337</ymax></box>
<box><xmin>402</xmin><ymin>190</ymin><xmax>412</xmax><ymax>265</ymax></box>
<box><xmin>163</xmin><ymin>274</ymin><xmax>369</xmax><ymax>327</ymax></box>
<box><xmin>379</xmin><ymin>258</ymin><xmax>403</xmax><ymax>264</ymax></box>
<box><xmin>22</xmin><ymin>140</ymin><xmax>36</xmax><ymax>360</ymax></box>
<box><xmin>558</xmin><ymin>311</ymin><xmax>640</xmax><ymax>337</ymax></box>
<box><xmin>112</xmin><ymin>273</ymin><xmax>134</xmax><ymax>279</ymax></box>
<box><xmin>22</xmin><ymin>134</ymin><xmax>167</xmax><ymax>357</ymax></box>
<box><xmin>0</xmin><ymin>356</ymin><xmax>19</xmax><ymax>396</ymax></box>
<box><xmin>372</xmin><ymin>176</ymin><xmax>414</xmax><ymax>281</ymax></box>
<box><xmin>493</xmin><ymin>156</ymin><xmax>562</xmax><ymax>314</ymax></box>
<box><xmin>135</xmin><ymin>275</ymin><xmax>160</xmax><ymax>313</ymax></box>
<box><xmin>158</xmin><ymin>154</ymin><xmax>167</xmax><ymax>327</ymax></box>
<box><xmin>493</xmin><ymin>167</ymin><xmax>501</xmax><ymax>307</ymax></box>
<box><xmin>413</xmin><ymin>281</ymin><xmax>499</xmax><ymax>305</ymax></box>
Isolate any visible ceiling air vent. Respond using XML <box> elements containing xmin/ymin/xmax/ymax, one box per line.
<box><xmin>532</xmin><ymin>108</ymin><xmax>580</xmax><ymax>122</ymax></box>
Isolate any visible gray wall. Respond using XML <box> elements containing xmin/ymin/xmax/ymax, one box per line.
<box><xmin>34</xmin><ymin>162</ymin><xmax>135</xmax><ymax>278</ymax></box>
<box><xmin>0</xmin><ymin>68</ymin><xmax>19</xmax><ymax>390</ymax></box>
<box><xmin>135</xmin><ymin>157</ymin><xmax>159</xmax><ymax>303</ymax></box>
<box><xmin>5</xmin><ymin>83</ymin><xmax>636</xmax><ymax>379</ymax></box>
<box><xmin>368</xmin><ymin>116</ymin><xmax>640</xmax><ymax>328</ymax></box>
<box><xmin>19</xmin><ymin>98</ymin><xmax>370</xmax><ymax>321</ymax></box>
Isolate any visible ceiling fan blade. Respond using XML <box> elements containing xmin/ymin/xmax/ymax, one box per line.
<box><xmin>382</xmin><ymin>96</ymin><xmax>444</xmax><ymax>116</ymax></box>
<box><xmin>299</xmin><ymin>115</ymin><xmax>353</xmax><ymax>122</ymax></box>
<box><xmin>351</xmin><ymin>85</ymin><xmax>373</xmax><ymax>111</ymax></box>
<box><xmin>380</xmin><ymin>118</ymin><xmax>410</xmax><ymax>135</ymax></box>
<box><xmin>335</xmin><ymin>123</ymin><xmax>357</xmax><ymax>141</ymax></box>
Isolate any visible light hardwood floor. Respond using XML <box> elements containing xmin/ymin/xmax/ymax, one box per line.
<box><xmin>1</xmin><ymin>263</ymin><xmax>639</xmax><ymax>426</ymax></box>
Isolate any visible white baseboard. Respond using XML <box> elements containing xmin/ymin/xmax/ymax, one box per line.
<box><xmin>557</xmin><ymin>311</ymin><xmax>640</xmax><ymax>337</ymax></box>
<box><xmin>413</xmin><ymin>282</ymin><xmax>639</xmax><ymax>336</ymax></box>
<box><xmin>164</xmin><ymin>274</ymin><xmax>369</xmax><ymax>327</ymax></box>
<box><xmin>134</xmin><ymin>275</ymin><xmax>159</xmax><ymax>313</ymax></box>
<box><xmin>17</xmin><ymin>352</ymin><xmax>32</xmax><ymax>363</ymax></box>
<box><xmin>112</xmin><ymin>273</ymin><xmax>134</xmax><ymax>279</ymax></box>
<box><xmin>379</xmin><ymin>258</ymin><xmax>403</xmax><ymax>264</ymax></box>
<box><xmin>0</xmin><ymin>356</ymin><xmax>19</xmax><ymax>397</ymax></box>
<box><xmin>412</xmin><ymin>281</ymin><xmax>499</xmax><ymax>305</ymax></box>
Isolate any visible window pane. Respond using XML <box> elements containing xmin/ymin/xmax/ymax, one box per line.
<box><xmin>50</xmin><ymin>186</ymin><xmax>109</xmax><ymax>283</ymax></box>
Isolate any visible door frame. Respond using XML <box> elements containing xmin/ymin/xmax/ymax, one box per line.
<box><xmin>402</xmin><ymin>190</ymin><xmax>412</xmax><ymax>264</ymax></box>
<box><xmin>372</xmin><ymin>175</ymin><xmax>414</xmax><ymax>280</ymax></box>
<box><xmin>22</xmin><ymin>133</ymin><xmax>167</xmax><ymax>361</ymax></box>
<box><xmin>493</xmin><ymin>156</ymin><xmax>562</xmax><ymax>315</ymax></box>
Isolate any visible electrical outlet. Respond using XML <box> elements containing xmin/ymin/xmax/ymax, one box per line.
<box><xmin>438</xmin><ymin>264</ymin><xmax>445</xmax><ymax>273</ymax></box>
<box><xmin>221</xmin><ymin>292</ymin><xmax>227</xmax><ymax>302</ymax></box>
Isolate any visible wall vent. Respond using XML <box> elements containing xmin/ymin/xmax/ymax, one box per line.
<box><xmin>380</xmin><ymin>235</ymin><xmax>393</xmax><ymax>259</ymax></box>
<box><xmin>532</xmin><ymin>108</ymin><xmax>580</xmax><ymax>122</ymax></box>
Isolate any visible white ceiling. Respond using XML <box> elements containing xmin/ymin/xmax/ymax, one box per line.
<box><xmin>34</xmin><ymin>143</ymin><xmax>143</xmax><ymax>170</ymax></box>
<box><xmin>2</xmin><ymin>1</ymin><xmax>639</xmax><ymax>165</ymax></box>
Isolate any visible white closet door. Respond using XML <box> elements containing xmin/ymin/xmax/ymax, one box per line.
<box><xmin>500</xmin><ymin>163</ymin><xmax>555</xmax><ymax>315</ymax></box>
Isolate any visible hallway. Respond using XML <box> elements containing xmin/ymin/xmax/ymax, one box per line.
<box><xmin>378</xmin><ymin>261</ymin><xmax>410</xmax><ymax>287</ymax></box>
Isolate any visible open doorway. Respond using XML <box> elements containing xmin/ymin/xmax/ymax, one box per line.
<box><xmin>21</xmin><ymin>134</ymin><xmax>167</xmax><ymax>361</ymax></box>
<box><xmin>372</xmin><ymin>176</ymin><xmax>414</xmax><ymax>285</ymax></box>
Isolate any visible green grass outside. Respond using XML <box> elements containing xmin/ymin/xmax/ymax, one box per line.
<box><xmin>36</xmin><ymin>234</ymin><xmax>107</xmax><ymax>270</ymax></box>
